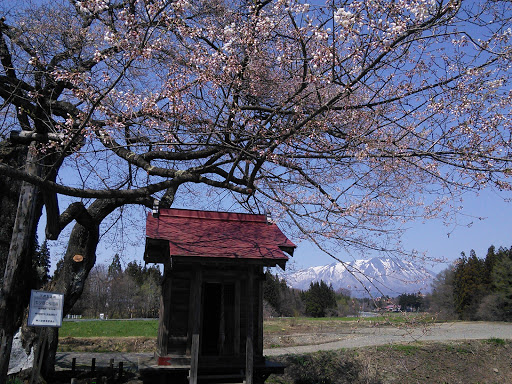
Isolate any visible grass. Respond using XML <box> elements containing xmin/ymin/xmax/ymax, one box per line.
<box><xmin>60</xmin><ymin>313</ymin><xmax>435</xmax><ymax>338</ymax></box>
<box><xmin>59</xmin><ymin>319</ymin><xmax>159</xmax><ymax>338</ymax></box>
<box><xmin>486</xmin><ymin>337</ymin><xmax>506</xmax><ymax>345</ymax></box>
<box><xmin>264</xmin><ymin>312</ymin><xmax>434</xmax><ymax>333</ymax></box>
<box><xmin>6</xmin><ymin>378</ymin><xmax>23</xmax><ymax>384</ymax></box>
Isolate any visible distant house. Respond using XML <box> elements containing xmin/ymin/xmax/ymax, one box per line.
<box><xmin>383</xmin><ymin>304</ymin><xmax>401</xmax><ymax>312</ymax></box>
<box><xmin>142</xmin><ymin>208</ymin><xmax>295</xmax><ymax>384</ymax></box>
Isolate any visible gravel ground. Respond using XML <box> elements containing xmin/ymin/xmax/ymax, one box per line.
<box><xmin>54</xmin><ymin>321</ymin><xmax>512</xmax><ymax>369</ymax></box>
<box><xmin>263</xmin><ymin>321</ymin><xmax>512</xmax><ymax>356</ymax></box>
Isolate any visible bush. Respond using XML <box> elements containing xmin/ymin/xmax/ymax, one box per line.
<box><xmin>476</xmin><ymin>293</ymin><xmax>503</xmax><ymax>321</ymax></box>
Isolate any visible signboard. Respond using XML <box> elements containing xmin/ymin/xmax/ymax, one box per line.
<box><xmin>28</xmin><ymin>290</ymin><xmax>64</xmax><ymax>328</ymax></box>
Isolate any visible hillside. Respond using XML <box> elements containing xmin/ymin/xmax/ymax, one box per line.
<box><xmin>268</xmin><ymin>340</ymin><xmax>512</xmax><ymax>384</ymax></box>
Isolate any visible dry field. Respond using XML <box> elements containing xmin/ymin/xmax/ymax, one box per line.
<box><xmin>56</xmin><ymin>316</ymin><xmax>512</xmax><ymax>383</ymax></box>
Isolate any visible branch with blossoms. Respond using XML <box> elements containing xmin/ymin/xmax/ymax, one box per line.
<box><xmin>0</xmin><ymin>0</ymin><xmax>511</xmax><ymax>264</ymax></box>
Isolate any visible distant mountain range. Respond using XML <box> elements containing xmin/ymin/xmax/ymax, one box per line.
<box><xmin>283</xmin><ymin>257</ymin><xmax>435</xmax><ymax>298</ymax></box>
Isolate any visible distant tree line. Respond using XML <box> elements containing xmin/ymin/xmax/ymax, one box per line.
<box><xmin>263</xmin><ymin>271</ymin><xmax>358</xmax><ymax>318</ymax></box>
<box><xmin>72</xmin><ymin>264</ymin><xmax>351</xmax><ymax>319</ymax></box>
<box><xmin>30</xmin><ymin>242</ymin><xmax>162</xmax><ymax>319</ymax></box>
<box><xmin>263</xmin><ymin>270</ymin><xmax>435</xmax><ymax>318</ymax></box>
<box><xmin>428</xmin><ymin>245</ymin><xmax>512</xmax><ymax>321</ymax></box>
<box><xmin>69</xmin><ymin>254</ymin><xmax>162</xmax><ymax>319</ymax></box>
<box><xmin>397</xmin><ymin>293</ymin><xmax>425</xmax><ymax>312</ymax></box>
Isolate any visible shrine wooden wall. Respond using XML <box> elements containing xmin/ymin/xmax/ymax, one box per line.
<box><xmin>157</xmin><ymin>261</ymin><xmax>264</xmax><ymax>364</ymax></box>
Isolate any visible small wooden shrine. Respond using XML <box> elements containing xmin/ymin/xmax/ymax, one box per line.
<box><xmin>142</xmin><ymin>208</ymin><xmax>295</xmax><ymax>384</ymax></box>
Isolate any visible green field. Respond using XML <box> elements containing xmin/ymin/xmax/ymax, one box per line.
<box><xmin>264</xmin><ymin>312</ymin><xmax>433</xmax><ymax>332</ymax></box>
<box><xmin>60</xmin><ymin>319</ymin><xmax>159</xmax><ymax>338</ymax></box>
<box><xmin>60</xmin><ymin>313</ymin><xmax>432</xmax><ymax>338</ymax></box>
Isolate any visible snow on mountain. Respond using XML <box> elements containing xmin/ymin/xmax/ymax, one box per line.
<box><xmin>284</xmin><ymin>257</ymin><xmax>435</xmax><ymax>298</ymax></box>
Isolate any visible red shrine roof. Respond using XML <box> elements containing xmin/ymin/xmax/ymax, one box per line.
<box><xmin>145</xmin><ymin>208</ymin><xmax>295</xmax><ymax>267</ymax></box>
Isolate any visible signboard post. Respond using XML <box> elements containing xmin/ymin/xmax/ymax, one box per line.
<box><xmin>27</xmin><ymin>290</ymin><xmax>64</xmax><ymax>384</ymax></box>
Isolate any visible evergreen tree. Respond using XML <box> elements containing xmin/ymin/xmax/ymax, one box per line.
<box><xmin>398</xmin><ymin>293</ymin><xmax>423</xmax><ymax>312</ymax></box>
<box><xmin>304</xmin><ymin>280</ymin><xmax>337</xmax><ymax>317</ymax></box>
<box><xmin>262</xmin><ymin>270</ymin><xmax>304</xmax><ymax>316</ymax></box>
<box><xmin>279</xmin><ymin>277</ymin><xmax>304</xmax><ymax>317</ymax></box>
<box><xmin>491</xmin><ymin>252</ymin><xmax>512</xmax><ymax>321</ymax></box>
<box><xmin>126</xmin><ymin>260</ymin><xmax>145</xmax><ymax>286</ymax></box>
<box><xmin>263</xmin><ymin>270</ymin><xmax>281</xmax><ymax>312</ymax></box>
<box><xmin>453</xmin><ymin>250</ymin><xmax>486</xmax><ymax>319</ymax></box>
<box><xmin>71</xmin><ymin>259</ymin><xmax>162</xmax><ymax>319</ymax></box>
<box><xmin>484</xmin><ymin>245</ymin><xmax>498</xmax><ymax>286</ymax></box>
<box><xmin>428</xmin><ymin>246</ymin><xmax>512</xmax><ymax>321</ymax></box>
<box><xmin>108</xmin><ymin>254</ymin><xmax>123</xmax><ymax>277</ymax></box>
<box><xmin>125</xmin><ymin>260</ymin><xmax>161</xmax><ymax>287</ymax></box>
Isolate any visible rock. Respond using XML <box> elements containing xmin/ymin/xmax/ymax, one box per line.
<box><xmin>8</xmin><ymin>328</ymin><xmax>34</xmax><ymax>375</ymax></box>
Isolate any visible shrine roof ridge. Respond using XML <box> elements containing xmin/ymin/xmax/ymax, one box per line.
<box><xmin>156</xmin><ymin>208</ymin><xmax>269</xmax><ymax>223</ymax></box>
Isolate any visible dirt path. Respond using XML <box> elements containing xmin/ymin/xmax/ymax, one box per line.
<box><xmin>263</xmin><ymin>321</ymin><xmax>512</xmax><ymax>356</ymax></box>
<box><xmin>55</xmin><ymin>321</ymin><xmax>512</xmax><ymax>369</ymax></box>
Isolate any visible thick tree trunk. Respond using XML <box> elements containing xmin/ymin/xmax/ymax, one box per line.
<box><xmin>0</xmin><ymin>141</ymin><xmax>27</xmax><ymax>287</ymax></box>
<box><xmin>32</xmin><ymin>197</ymin><xmax>152</xmax><ymax>377</ymax></box>
<box><xmin>0</xmin><ymin>142</ymin><xmax>42</xmax><ymax>380</ymax></box>
<box><xmin>18</xmin><ymin>205</ymin><xmax>100</xmax><ymax>378</ymax></box>
<box><xmin>0</xmin><ymin>142</ymin><xmax>27</xmax><ymax>380</ymax></box>
<box><xmin>37</xmin><ymin>209</ymin><xmax>100</xmax><ymax>377</ymax></box>
<box><xmin>0</xmin><ymin>137</ymin><xmax>164</xmax><ymax>380</ymax></box>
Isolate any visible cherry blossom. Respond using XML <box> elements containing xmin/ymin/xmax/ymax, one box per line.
<box><xmin>1</xmin><ymin>0</ymin><xmax>512</xmax><ymax>279</ymax></box>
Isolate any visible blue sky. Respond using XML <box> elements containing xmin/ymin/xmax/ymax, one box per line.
<box><xmin>402</xmin><ymin>189</ymin><xmax>512</xmax><ymax>272</ymax></box>
<box><xmin>289</xmin><ymin>187</ymin><xmax>512</xmax><ymax>273</ymax></box>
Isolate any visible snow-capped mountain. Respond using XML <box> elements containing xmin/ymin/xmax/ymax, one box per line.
<box><xmin>284</xmin><ymin>257</ymin><xmax>435</xmax><ymax>298</ymax></box>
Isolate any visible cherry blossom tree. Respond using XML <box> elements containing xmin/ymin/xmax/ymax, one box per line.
<box><xmin>1</xmin><ymin>0</ymin><xmax>512</xmax><ymax>378</ymax></box>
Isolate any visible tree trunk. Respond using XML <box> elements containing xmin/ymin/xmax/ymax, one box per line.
<box><xmin>0</xmin><ymin>142</ymin><xmax>42</xmax><ymax>380</ymax></box>
<box><xmin>0</xmin><ymin>141</ymin><xmax>27</xmax><ymax>287</ymax></box>
<box><xmin>32</xmin><ymin>197</ymin><xmax>152</xmax><ymax>377</ymax></box>
<box><xmin>0</xmin><ymin>142</ymin><xmax>27</xmax><ymax>379</ymax></box>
